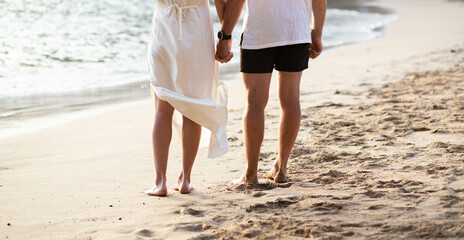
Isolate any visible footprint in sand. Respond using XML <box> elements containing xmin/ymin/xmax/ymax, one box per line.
<box><xmin>245</xmin><ymin>196</ymin><xmax>299</xmax><ymax>213</ymax></box>
<box><xmin>228</xmin><ymin>182</ymin><xmax>277</xmax><ymax>193</ymax></box>
<box><xmin>290</xmin><ymin>145</ymin><xmax>316</xmax><ymax>159</ymax></box>
<box><xmin>251</xmin><ymin>191</ymin><xmax>267</xmax><ymax>198</ymax></box>
<box><xmin>136</xmin><ymin>229</ymin><xmax>154</xmax><ymax>238</ymax></box>
<box><xmin>173</xmin><ymin>222</ymin><xmax>204</xmax><ymax>232</ymax></box>
<box><xmin>363</xmin><ymin>189</ymin><xmax>386</xmax><ymax>198</ymax></box>
<box><xmin>311</xmin><ymin>151</ymin><xmax>340</xmax><ymax>163</ymax></box>
<box><xmin>310</xmin><ymin>170</ymin><xmax>347</xmax><ymax>184</ymax></box>
<box><xmin>368</xmin><ymin>204</ymin><xmax>386</xmax><ymax>210</ymax></box>
<box><xmin>180</xmin><ymin>207</ymin><xmax>204</xmax><ymax>217</ymax></box>
<box><xmin>310</xmin><ymin>202</ymin><xmax>344</xmax><ymax>214</ymax></box>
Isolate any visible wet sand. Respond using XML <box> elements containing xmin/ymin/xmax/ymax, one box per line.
<box><xmin>1</xmin><ymin>0</ymin><xmax>464</xmax><ymax>239</ymax></box>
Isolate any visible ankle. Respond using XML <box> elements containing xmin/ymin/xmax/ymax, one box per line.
<box><xmin>181</xmin><ymin>178</ymin><xmax>191</xmax><ymax>185</ymax></box>
<box><xmin>180</xmin><ymin>172</ymin><xmax>190</xmax><ymax>182</ymax></box>
<box><xmin>273</xmin><ymin>158</ymin><xmax>287</xmax><ymax>172</ymax></box>
<box><xmin>245</xmin><ymin>169</ymin><xmax>258</xmax><ymax>180</ymax></box>
<box><xmin>155</xmin><ymin>175</ymin><xmax>166</xmax><ymax>186</ymax></box>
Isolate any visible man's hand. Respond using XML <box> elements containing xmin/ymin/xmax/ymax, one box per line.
<box><xmin>310</xmin><ymin>0</ymin><xmax>326</xmax><ymax>59</ymax></box>
<box><xmin>214</xmin><ymin>0</ymin><xmax>245</xmax><ymax>63</ymax></box>
<box><xmin>309</xmin><ymin>31</ymin><xmax>323</xmax><ymax>59</ymax></box>
<box><xmin>216</xmin><ymin>39</ymin><xmax>233</xmax><ymax>63</ymax></box>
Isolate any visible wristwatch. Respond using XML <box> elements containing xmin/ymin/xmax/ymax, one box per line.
<box><xmin>217</xmin><ymin>31</ymin><xmax>232</xmax><ymax>40</ymax></box>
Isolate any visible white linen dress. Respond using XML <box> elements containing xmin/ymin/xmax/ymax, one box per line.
<box><xmin>148</xmin><ymin>0</ymin><xmax>228</xmax><ymax>158</ymax></box>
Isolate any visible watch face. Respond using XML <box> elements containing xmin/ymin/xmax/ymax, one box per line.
<box><xmin>217</xmin><ymin>31</ymin><xmax>223</xmax><ymax>40</ymax></box>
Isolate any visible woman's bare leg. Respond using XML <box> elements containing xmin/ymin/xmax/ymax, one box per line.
<box><xmin>175</xmin><ymin>116</ymin><xmax>201</xmax><ymax>194</ymax></box>
<box><xmin>145</xmin><ymin>94</ymin><xmax>174</xmax><ymax>196</ymax></box>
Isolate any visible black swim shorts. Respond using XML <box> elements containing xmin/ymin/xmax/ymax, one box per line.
<box><xmin>240</xmin><ymin>43</ymin><xmax>310</xmax><ymax>74</ymax></box>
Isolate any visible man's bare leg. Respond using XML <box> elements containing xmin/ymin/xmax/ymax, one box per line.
<box><xmin>175</xmin><ymin>116</ymin><xmax>201</xmax><ymax>194</ymax></box>
<box><xmin>266</xmin><ymin>71</ymin><xmax>302</xmax><ymax>183</ymax></box>
<box><xmin>145</xmin><ymin>95</ymin><xmax>174</xmax><ymax>196</ymax></box>
<box><xmin>233</xmin><ymin>73</ymin><xmax>272</xmax><ymax>185</ymax></box>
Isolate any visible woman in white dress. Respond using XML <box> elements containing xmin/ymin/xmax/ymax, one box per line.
<box><xmin>144</xmin><ymin>0</ymin><xmax>231</xmax><ymax>196</ymax></box>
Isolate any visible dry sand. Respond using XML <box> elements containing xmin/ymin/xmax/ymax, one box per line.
<box><xmin>1</xmin><ymin>0</ymin><xmax>464</xmax><ymax>239</ymax></box>
<box><xmin>206</xmin><ymin>61</ymin><xmax>464</xmax><ymax>240</ymax></box>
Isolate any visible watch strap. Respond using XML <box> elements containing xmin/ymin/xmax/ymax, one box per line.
<box><xmin>218</xmin><ymin>31</ymin><xmax>232</xmax><ymax>40</ymax></box>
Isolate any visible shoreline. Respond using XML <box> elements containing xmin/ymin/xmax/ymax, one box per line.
<box><xmin>328</xmin><ymin>0</ymin><xmax>395</xmax><ymax>14</ymax></box>
<box><xmin>1</xmin><ymin>0</ymin><xmax>464</xmax><ymax>239</ymax></box>
<box><xmin>0</xmin><ymin>1</ymin><xmax>396</xmax><ymax>141</ymax></box>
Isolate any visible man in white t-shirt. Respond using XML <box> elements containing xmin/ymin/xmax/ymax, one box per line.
<box><xmin>216</xmin><ymin>0</ymin><xmax>327</xmax><ymax>184</ymax></box>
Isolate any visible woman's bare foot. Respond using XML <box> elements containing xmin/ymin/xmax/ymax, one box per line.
<box><xmin>174</xmin><ymin>173</ymin><xmax>193</xmax><ymax>194</ymax></box>
<box><xmin>232</xmin><ymin>173</ymin><xmax>259</xmax><ymax>185</ymax></box>
<box><xmin>144</xmin><ymin>184</ymin><xmax>167</xmax><ymax>197</ymax></box>
<box><xmin>174</xmin><ymin>181</ymin><xmax>193</xmax><ymax>194</ymax></box>
<box><xmin>178</xmin><ymin>181</ymin><xmax>193</xmax><ymax>194</ymax></box>
<box><xmin>174</xmin><ymin>174</ymin><xmax>182</xmax><ymax>191</ymax></box>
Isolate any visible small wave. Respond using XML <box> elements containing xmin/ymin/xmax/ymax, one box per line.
<box><xmin>323</xmin><ymin>8</ymin><xmax>397</xmax><ymax>48</ymax></box>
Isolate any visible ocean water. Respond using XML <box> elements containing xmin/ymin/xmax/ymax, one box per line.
<box><xmin>0</xmin><ymin>0</ymin><xmax>396</xmax><ymax>119</ymax></box>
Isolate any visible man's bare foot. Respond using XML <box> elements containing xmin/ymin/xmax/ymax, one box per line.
<box><xmin>264</xmin><ymin>173</ymin><xmax>274</xmax><ymax>181</ymax></box>
<box><xmin>144</xmin><ymin>185</ymin><xmax>167</xmax><ymax>197</ymax></box>
<box><xmin>265</xmin><ymin>166</ymin><xmax>288</xmax><ymax>183</ymax></box>
<box><xmin>272</xmin><ymin>170</ymin><xmax>288</xmax><ymax>183</ymax></box>
<box><xmin>232</xmin><ymin>174</ymin><xmax>259</xmax><ymax>185</ymax></box>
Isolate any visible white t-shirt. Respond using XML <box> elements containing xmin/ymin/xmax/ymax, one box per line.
<box><xmin>241</xmin><ymin>0</ymin><xmax>312</xmax><ymax>50</ymax></box>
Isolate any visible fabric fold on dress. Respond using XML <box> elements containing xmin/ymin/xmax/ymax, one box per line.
<box><xmin>148</xmin><ymin>0</ymin><xmax>228</xmax><ymax>158</ymax></box>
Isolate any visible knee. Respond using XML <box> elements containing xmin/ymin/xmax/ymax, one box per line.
<box><xmin>155</xmin><ymin>108</ymin><xmax>174</xmax><ymax>122</ymax></box>
<box><xmin>281</xmin><ymin>100</ymin><xmax>301</xmax><ymax>119</ymax></box>
<box><xmin>155</xmin><ymin>100</ymin><xmax>174</xmax><ymax>116</ymax></box>
<box><xmin>246</xmin><ymin>100</ymin><xmax>267</xmax><ymax>113</ymax></box>
<box><xmin>182</xmin><ymin>116</ymin><xmax>200</xmax><ymax>128</ymax></box>
<box><xmin>246</xmin><ymin>93</ymin><xmax>268</xmax><ymax>113</ymax></box>
<box><xmin>280</xmin><ymin>95</ymin><xmax>300</xmax><ymax>111</ymax></box>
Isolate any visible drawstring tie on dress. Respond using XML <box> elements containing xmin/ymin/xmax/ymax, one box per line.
<box><xmin>167</xmin><ymin>0</ymin><xmax>199</xmax><ymax>41</ymax></box>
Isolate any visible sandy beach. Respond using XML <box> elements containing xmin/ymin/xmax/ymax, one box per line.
<box><xmin>1</xmin><ymin>0</ymin><xmax>464</xmax><ymax>239</ymax></box>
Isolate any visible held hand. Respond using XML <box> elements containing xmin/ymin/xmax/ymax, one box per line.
<box><xmin>309</xmin><ymin>32</ymin><xmax>323</xmax><ymax>59</ymax></box>
<box><xmin>215</xmin><ymin>39</ymin><xmax>233</xmax><ymax>63</ymax></box>
<box><xmin>216</xmin><ymin>51</ymin><xmax>233</xmax><ymax>63</ymax></box>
